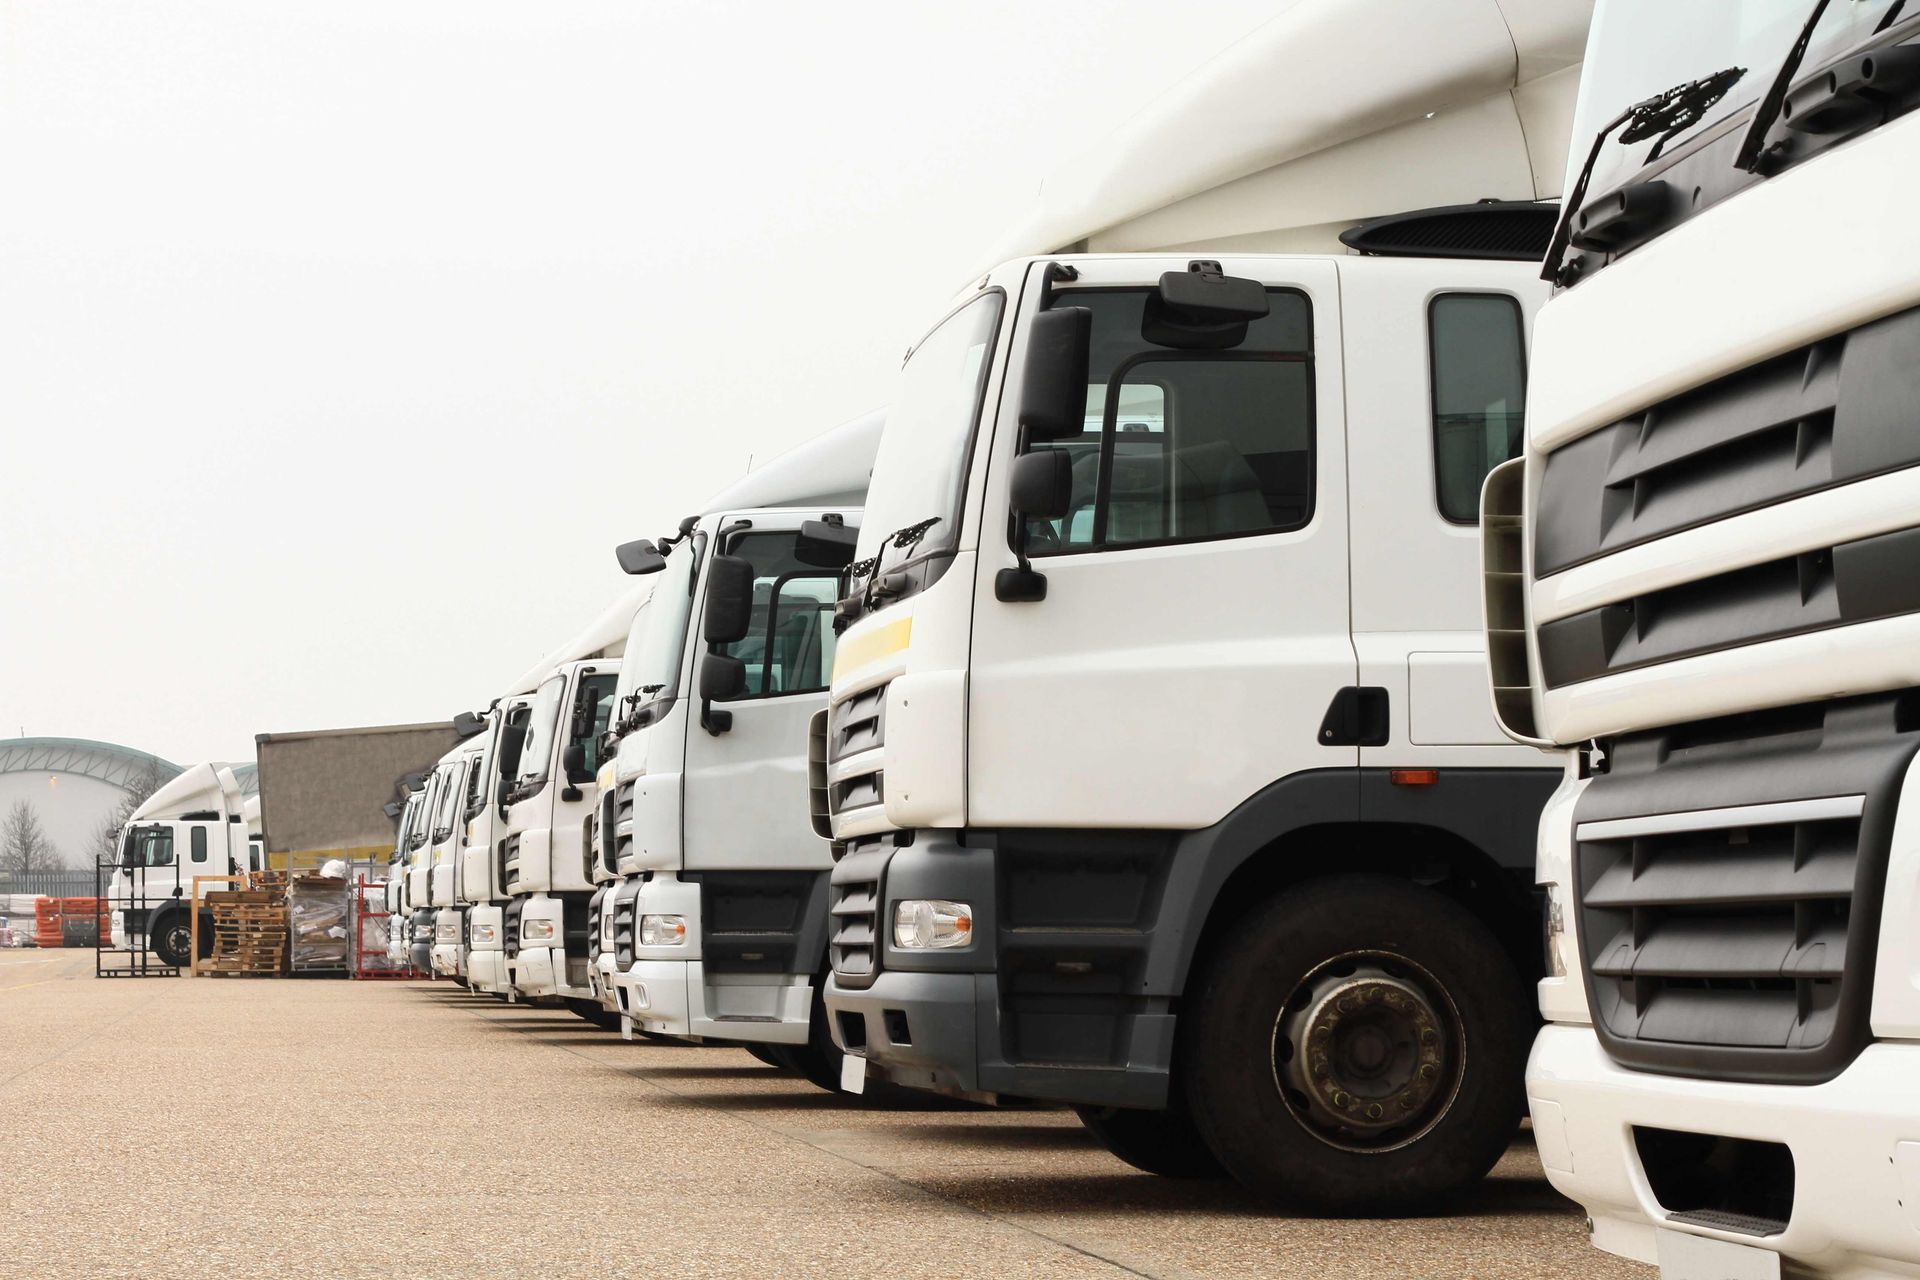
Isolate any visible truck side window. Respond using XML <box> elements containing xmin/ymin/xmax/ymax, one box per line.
<box><xmin>573</xmin><ymin>674</ymin><xmax>619</xmax><ymax>773</ymax></box>
<box><xmin>190</xmin><ymin>826</ymin><xmax>208</xmax><ymax>863</ymax></box>
<box><xmin>1429</xmin><ymin>293</ymin><xmax>1526</xmax><ymax>524</ymax></box>
<box><xmin>717</xmin><ymin>532</ymin><xmax>841</xmax><ymax>698</ymax></box>
<box><xmin>1033</xmin><ymin>288</ymin><xmax>1314</xmax><ymax>553</ymax></box>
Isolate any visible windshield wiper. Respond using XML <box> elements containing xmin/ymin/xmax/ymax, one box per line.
<box><xmin>1737</xmin><ymin>0</ymin><xmax>1833</xmax><ymax>170</ymax></box>
<box><xmin>845</xmin><ymin>516</ymin><xmax>942</xmax><ymax>582</ymax></box>
<box><xmin>1542</xmin><ymin>67</ymin><xmax>1748</xmax><ymax>283</ymax></box>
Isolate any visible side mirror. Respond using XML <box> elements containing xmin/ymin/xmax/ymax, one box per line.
<box><xmin>616</xmin><ymin>538</ymin><xmax>667</xmax><ymax>576</ymax></box>
<box><xmin>997</xmin><ymin>449</ymin><xmax>1075</xmax><ymax>605</ymax></box>
<box><xmin>795</xmin><ymin>518</ymin><xmax>859</xmax><ymax>569</ymax></box>
<box><xmin>452</xmin><ymin>710</ymin><xmax>486</xmax><ymax>739</ymax></box>
<box><xmin>1143</xmin><ymin>261</ymin><xmax>1269</xmax><ymax>350</ymax></box>
<box><xmin>699</xmin><ymin>654</ymin><xmax>747</xmax><ymax>736</ymax></box>
<box><xmin>1009</xmin><ymin>449</ymin><xmax>1073</xmax><ymax>520</ymax></box>
<box><xmin>702</xmin><ymin>555</ymin><xmax>756</xmax><ymax>645</ymax></box>
<box><xmin>562</xmin><ymin>741</ymin><xmax>591</xmax><ymax>786</ymax></box>
<box><xmin>1019</xmin><ymin>306</ymin><xmax>1091</xmax><ymax>442</ymax></box>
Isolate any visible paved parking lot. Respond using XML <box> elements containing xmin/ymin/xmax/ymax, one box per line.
<box><xmin>0</xmin><ymin>948</ymin><xmax>1648</xmax><ymax>1279</ymax></box>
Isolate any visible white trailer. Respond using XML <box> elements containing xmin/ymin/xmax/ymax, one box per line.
<box><xmin>597</xmin><ymin>410</ymin><xmax>881</xmax><ymax>1085</ymax></box>
<box><xmin>1485</xmin><ymin>2</ymin><xmax>1920</xmax><ymax>1276</ymax></box>
<box><xmin>107</xmin><ymin>762</ymin><xmax>262</xmax><ymax>967</ymax></box>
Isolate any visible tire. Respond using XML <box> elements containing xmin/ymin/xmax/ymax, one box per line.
<box><xmin>1181</xmin><ymin>875</ymin><xmax>1528</xmax><ymax>1215</ymax></box>
<box><xmin>1075</xmin><ymin>1094</ymin><xmax>1226</xmax><ymax>1179</ymax></box>
<box><xmin>452</xmin><ymin>975</ymin><xmax>468</xmax><ymax>990</ymax></box>
<box><xmin>746</xmin><ymin>1044</ymin><xmax>796</xmax><ymax>1071</ymax></box>
<box><xmin>151</xmin><ymin>912</ymin><xmax>207</xmax><ymax>969</ymax></box>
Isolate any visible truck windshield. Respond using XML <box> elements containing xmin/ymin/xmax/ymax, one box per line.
<box><xmin>625</xmin><ymin>536</ymin><xmax>702</xmax><ymax>716</ymax></box>
<box><xmin>1569</xmin><ymin>0</ymin><xmax>1897</xmax><ymax>205</ymax></box>
<box><xmin>854</xmin><ymin>290</ymin><xmax>1003</xmax><ymax>569</ymax></box>
<box><xmin>432</xmin><ymin>762</ymin><xmax>462</xmax><ymax>841</ymax></box>
<box><xmin>608</xmin><ymin>599</ymin><xmax>652</xmax><ymax>736</ymax></box>
<box><xmin>516</xmin><ymin>674</ymin><xmax>567</xmax><ymax>790</ymax></box>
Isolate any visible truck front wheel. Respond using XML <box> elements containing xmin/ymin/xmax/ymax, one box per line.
<box><xmin>1074</xmin><ymin>1094</ymin><xmax>1225</xmax><ymax>1179</ymax></box>
<box><xmin>151</xmin><ymin>912</ymin><xmax>209</xmax><ymax>968</ymax></box>
<box><xmin>1181</xmin><ymin>875</ymin><xmax>1527</xmax><ymax>1214</ymax></box>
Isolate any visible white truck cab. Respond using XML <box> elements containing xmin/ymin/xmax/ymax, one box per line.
<box><xmin>107</xmin><ymin>762</ymin><xmax>260</xmax><ymax>968</ymax></box>
<box><xmin>387</xmin><ymin>785</ymin><xmax>425</xmax><ymax>972</ymax></box>
<box><xmin>498</xmin><ymin>595</ymin><xmax>638</xmax><ymax>1013</ymax></box>
<box><xmin>600</xmin><ymin>412</ymin><xmax>880</xmax><ymax>1085</ymax></box>
<box><xmin>427</xmin><ymin>732</ymin><xmax>489</xmax><ymax>982</ymax></box>
<box><xmin>818</xmin><ymin>244</ymin><xmax>1564</xmax><ymax>1212</ymax></box>
<box><xmin>458</xmin><ymin>698</ymin><xmax>526</xmax><ymax>997</ymax></box>
<box><xmin>1487</xmin><ymin>3</ymin><xmax>1920</xmax><ymax>1276</ymax></box>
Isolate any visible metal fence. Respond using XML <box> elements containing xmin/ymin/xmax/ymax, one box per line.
<box><xmin>0</xmin><ymin>870</ymin><xmax>101</xmax><ymax>900</ymax></box>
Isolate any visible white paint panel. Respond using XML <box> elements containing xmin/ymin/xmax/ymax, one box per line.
<box><xmin>1408</xmin><ymin>651</ymin><xmax>1508</xmax><ymax>746</ymax></box>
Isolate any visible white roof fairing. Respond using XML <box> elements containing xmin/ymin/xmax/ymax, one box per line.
<box><xmin>983</xmin><ymin>0</ymin><xmax>1592</xmax><ymax>265</ymax></box>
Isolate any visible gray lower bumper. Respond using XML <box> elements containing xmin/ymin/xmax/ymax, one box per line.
<box><xmin>824</xmin><ymin>968</ymin><xmax>1167</xmax><ymax>1108</ymax></box>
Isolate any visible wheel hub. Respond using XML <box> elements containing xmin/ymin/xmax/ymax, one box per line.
<box><xmin>1275</xmin><ymin>960</ymin><xmax>1456</xmax><ymax>1149</ymax></box>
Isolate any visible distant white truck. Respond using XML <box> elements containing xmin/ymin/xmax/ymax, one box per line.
<box><xmin>599</xmin><ymin>411</ymin><xmax>880</xmax><ymax>1085</ymax></box>
<box><xmin>107</xmin><ymin>762</ymin><xmax>263</xmax><ymax>967</ymax></box>
<box><xmin>499</xmin><ymin>588</ymin><xmax>644</xmax><ymax>1016</ymax></box>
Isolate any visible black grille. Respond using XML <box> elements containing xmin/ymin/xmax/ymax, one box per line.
<box><xmin>613</xmin><ymin>780</ymin><xmax>634</xmax><ymax>869</ymax></box>
<box><xmin>808</xmin><ymin>710</ymin><xmax>832</xmax><ymax>840</ymax></box>
<box><xmin>1535</xmin><ymin>304</ymin><xmax>1920</xmax><ymax>578</ymax></box>
<box><xmin>611</xmin><ymin>882</ymin><xmax>639</xmax><ymax>968</ymax></box>
<box><xmin>503</xmin><ymin>898</ymin><xmax>524</xmax><ymax>960</ymax></box>
<box><xmin>586</xmin><ymin>885</ymin><xmax>609</xmax><ymax>958</ymax></box>
<box><xmin>827</xmin><ymin>838</ymin><xmax>888</xmax><ymax>989</ymax></box>
<box><xmin>1540</xmin><ymin>523</ymin><xmax>1920</xmax><ymax>687</ymax></box>
<box><xmin>503</xmin><ymin>833</ymin><xmax>522</xmax><ymax>891</ymax></box>
<box><xmin>1574</xmin><ymin>692</ymin><xmax>1920</xmax><ymax>1083</ymax></box>
<box><xmin>828</xmin><ymin>684</ymin><xmax>887</xmax><ymax>761</ymax></box>
<box><xmin>697</xmin><ymin>871</ymin><xmax>827</xmax><ymax>975</ymax></box>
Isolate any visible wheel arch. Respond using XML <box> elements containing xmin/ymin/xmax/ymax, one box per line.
<box><xmin>1150</xmin><ymin>768</ymin><xmax>1556</xmax><ymax>999</ymax></box>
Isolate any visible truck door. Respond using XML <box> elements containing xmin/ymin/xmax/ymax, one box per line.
<box><xmin>1339</xmin><ymin>260</ymin><xmax>1543</xmax><ymax>773</ymax></box>
<box><xmin>552</xmin><ymin>666</ymin><xmax>618</xmax><ymax>889</ymax></box>
<box><xmin>967</xmin><ymin>257</ymin><xmax>1357</xmax><ymax>830</ymax></box>
<box><xmin>124</xmin><ymin>823</ymin><xmax>177</xmax><ymax>929</ymax></box>
<box><xmin>681</xmin><ymin>516</ymin><xmax>848</xmax><ymax>870</ymax></box>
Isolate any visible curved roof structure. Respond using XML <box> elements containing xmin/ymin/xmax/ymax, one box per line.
<box><xmin>0</xmin><ymin>738</ymin><xmax>184</xmax><ymax>790</ymax></box>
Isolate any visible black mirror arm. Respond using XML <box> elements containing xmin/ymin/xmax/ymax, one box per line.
<box><xmin>994</xmin><ymin>522</ymin><xmax>1048</xmax><ymax>604</ymax></box>
<box><xmin>701</xmin><ymin>700</ymin><xmax>733</xmax><ymax>736</ymax></box>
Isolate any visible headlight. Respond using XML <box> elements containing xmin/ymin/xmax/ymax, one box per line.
<box><xmin>640</xmin><ymin>914</ymin><xmax>687</xmax><ymax>946</ymax></box>
<box><xmin>523</xmin><ymin>919</ymin><xmax>555</xmax><ymax>942</ymax></box>
<box><xmin>1544</xmin><ymin>885</ymin><xmax>1568</xmax><ymax>979</ymax></box>
<box><xmin>473</xmin><ymin>924</ymin><xmax>497</xmax><ymax>944</ymax></box>
<box><xmin>893</xmin><ymin>900</ymin><xmax>972</xmax><ymax>950</ymax></box>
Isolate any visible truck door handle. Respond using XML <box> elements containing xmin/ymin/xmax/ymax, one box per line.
<box><xmin>1318</xmin><ymin>687</ymin><xmax>1389</xmax><ymax>747</ymax></box>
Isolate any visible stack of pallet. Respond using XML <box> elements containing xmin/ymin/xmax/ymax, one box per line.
<box><xmin>33</xmin><ymin>898</ymin><xmax>63</xmax><ymax>948</ymax></box>
<box><xmin>206</xmin><ymin>877</ymin><xmax>289</xmax><ymax>976</ymax></box>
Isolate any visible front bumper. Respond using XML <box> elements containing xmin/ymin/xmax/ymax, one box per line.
<box><xmin>509</xmin><ymin>944</ymin><xmax>593</xmax><ymax>1000</ymax></box>
<box><xmin>1529</xmin><ymin>1024</ymin><xmax>1920</xmax><ymax>1278</ymax></box>
<box><xmin>467</xmin><ymin>949</ymin><xmax>506</xmax><ymax>994</ymax></box>
<box><xmin>589</xmin><ymin>951</ymin><xmax>620</xmax><ymax>1012</ymax></box>
<box><xmin>822</xmin><ymin>832</ymin><xmax>1169</xmax><ymax>1108</ymax></box>
<box><xmin>611</xmin><ymin>959</ymin><xmax>810</xmax><ymax>1045</ymax></box>
<box><xmin>430</xmin><ymin>944</ymin><xmax>463</xmax><ymax>978</ymax></box>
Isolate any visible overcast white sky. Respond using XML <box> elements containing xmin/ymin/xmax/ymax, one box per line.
<box><xmin>0</xmin><ymin>1</ymin><xmax>1285</xmax><ymax>765</ymax></box>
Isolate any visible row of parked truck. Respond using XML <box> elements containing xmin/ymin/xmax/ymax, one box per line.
<box><xmin>304</xmin><ymin>2</ymin><xmax>1920</xmax><ymax>1275</ymax></box>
